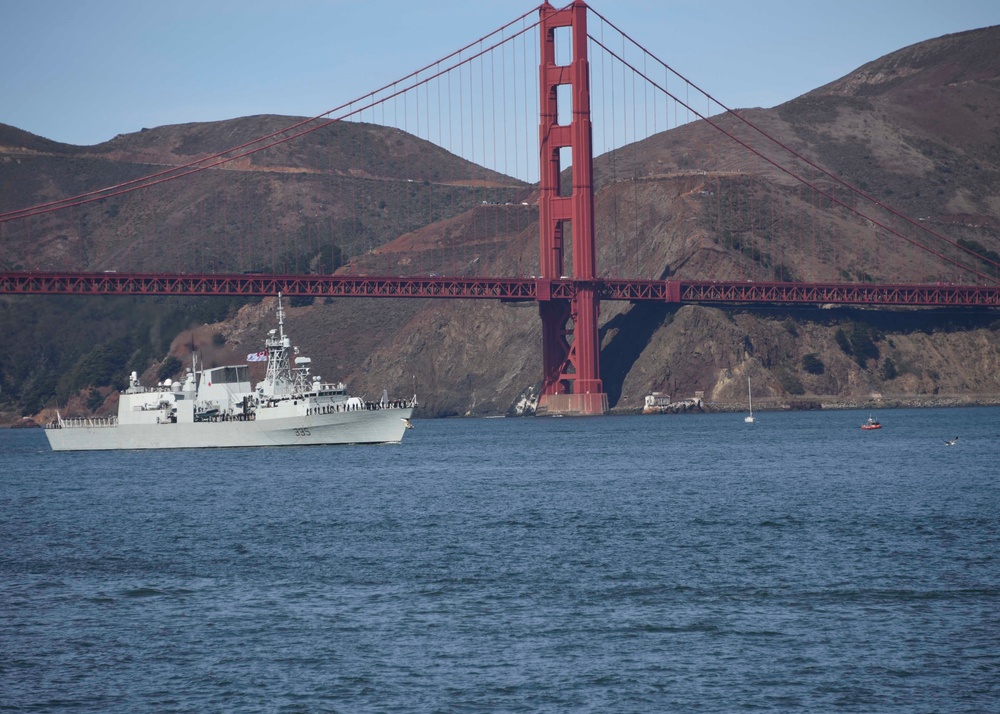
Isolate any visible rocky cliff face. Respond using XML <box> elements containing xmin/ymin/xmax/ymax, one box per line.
<box><xmin>611</xmin><ymin>305</ymin><xmax>1000</xmax><ymax>411</ymax></box>
<box><xmin>3</xmin><ymin>27</ymin><xmax>1000</xmax><ymax>422</ymax></box>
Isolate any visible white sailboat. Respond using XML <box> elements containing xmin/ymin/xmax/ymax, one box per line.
<box><xmin>744</xmin><ymin>378</ymin><xmax>755</xmax><ymax>423</ymax></box>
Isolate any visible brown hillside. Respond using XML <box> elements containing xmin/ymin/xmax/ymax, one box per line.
<box><xmin>0</xmin><ymin>117</ymin><xmax>528</xmax><ymax>273</ymax></box>
<box><xmin>3</xmin><ymin>27</ymin><xmax>1000</xmax><ymax>422</ymax></box>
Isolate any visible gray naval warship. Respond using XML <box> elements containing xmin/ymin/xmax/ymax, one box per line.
<box><xmin>45</xmin><ymin>296</ymin><xmax>416</xmax><ymax>450</ymax></box>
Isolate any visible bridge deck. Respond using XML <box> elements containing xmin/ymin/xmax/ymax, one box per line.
<box><xmin>2</xmin><ymin>272</ymin><xmax>998</xmax><ymax>308</ymax></box>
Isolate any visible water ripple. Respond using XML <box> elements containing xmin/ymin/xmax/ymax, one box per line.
<box><xmin>2</xmin><ymin>409</ymin><xmax>999</xmax><ymax>712</ymax></box>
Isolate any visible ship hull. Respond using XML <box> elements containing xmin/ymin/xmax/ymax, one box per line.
<box><xmin>45</xmin><ymin>407</ymin><xmax>414</xmax><ymax>451</ymax></box>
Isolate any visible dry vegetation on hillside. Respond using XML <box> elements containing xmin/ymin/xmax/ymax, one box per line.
<box><xmin>2</xmin><ymin>26</ymin><xmax>1000</xmax><ymax>422</ymax></box>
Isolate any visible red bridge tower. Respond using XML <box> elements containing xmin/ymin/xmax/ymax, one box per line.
<box><xmin>536</xmin><ymin>0</ymin><xmax>608</xmax><ymax>415</ymax></box>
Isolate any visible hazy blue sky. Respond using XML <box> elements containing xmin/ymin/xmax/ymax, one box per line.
<box><xmin>3</xmin><ymin>0</ymin><xmax>998</xmax><ymax>146</ymax></box>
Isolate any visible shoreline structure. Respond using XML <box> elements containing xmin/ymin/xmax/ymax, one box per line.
<box><xmin>8</xmin><ymin>393</ymin><xmax>1000</xmax><ymax>427</ymax></box>
<box><xmin>622</xmin><ymin>393</ymin><xmax>1000</xmax><ymax>416</ymax></box>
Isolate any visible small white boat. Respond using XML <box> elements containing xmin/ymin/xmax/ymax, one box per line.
<box><xmin>744</xmin><ymin>378</ymin><xmax>755</xmax><ymax>423</ymax></box>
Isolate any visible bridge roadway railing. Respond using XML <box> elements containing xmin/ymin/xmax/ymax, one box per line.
<box><xmin>599</xmin><ymin>279</ymin><xmax>1000</xmax><ymax>307</ymax></box>
<box><xmin>2</xmin><ymin>272</ymin><xmax>999</xmax><ymax>308</ymax></box>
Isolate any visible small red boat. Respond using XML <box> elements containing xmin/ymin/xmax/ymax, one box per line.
<box><xmin>861</xmin><ymin>415</ymin><xmax>882</xmax><ymax>430</ymax></box>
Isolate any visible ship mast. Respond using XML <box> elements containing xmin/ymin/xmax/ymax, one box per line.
<box><xmin>259</xmin><ymin>293</ymin><xmax>293</xmax><ymax>396</ymax></box>
<box><xmin>275</xmin><ymin>291</ymin><xmax>286</xmax><ymax>342</ymax></box>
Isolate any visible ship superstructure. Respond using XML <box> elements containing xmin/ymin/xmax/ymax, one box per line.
<box><xmin>45</xmin><ymin>295</ymin><xmax>415</xmax><ymax>450</ymax></box>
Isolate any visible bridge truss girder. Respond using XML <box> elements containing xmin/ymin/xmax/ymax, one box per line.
<box><xmin>4</xmin><ymin>272</ymin><xmax>999</xmax><ymax>308</ymax></box>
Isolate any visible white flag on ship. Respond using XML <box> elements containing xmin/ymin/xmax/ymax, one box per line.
<box><xmin>246</xmin><ymin>351</ymin><xmax>268</xmax><ymax>362</ymax></box>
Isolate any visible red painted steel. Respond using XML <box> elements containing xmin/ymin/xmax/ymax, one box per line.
<box><xmin>666</xmin><ymin>280</ymin><xmax>1000</xmax><ymax>307</ymax></box>
<box><xmin>5</xmin><ymin>272</ymin><xmax>999</xmax><ymax>308</ymax></box>
<box><xmin>0</xmin><ymin>272</ymin><xmax>543</xmax><ymax>300</ymax></box>
<box><xmin>537</xmin><ymin>0</ymin><xmax>607</xmax><ymax>415</ymax></box>
<box><xmin>4</xmin><ymin>1</ymin><xmax>1000</xmax><ymax>421</ymax></box>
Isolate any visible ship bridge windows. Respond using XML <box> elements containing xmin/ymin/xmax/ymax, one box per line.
<box><xmin>206</xmin><ymin>366</ymin><xmax>249</xmax><ymax>385</ymax></box>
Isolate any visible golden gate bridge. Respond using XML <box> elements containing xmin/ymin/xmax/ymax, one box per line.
<box><xmin>2</xmin><ymin>1</ymin><xmax>999</xmax><ymax>415</ymax></box>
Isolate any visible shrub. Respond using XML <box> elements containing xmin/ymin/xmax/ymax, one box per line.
<box><xmin>86</xmin><ymin>389</ymin><xmax>105</xmax><ymax>411</ymax></box>
<box><xmin>835</xmin><ymin>323</ymin><xmax>881</xmax><ymax>367</ymax></box>
<box><xmin>835</xmin><ymin>328</ymin><xmax>852</xmax><ymax>355</ymax></box>
<box><xmin>774</xmin><ymin>263</ymin><xmax>795</xmax><ymax>282</ymax></box>
<box><xmin>880</xmin><ymin>357</ymin><xmax>898</xmax><ymax>380</ymax></box>
<box><xmin>802</xmin><ymin>353</ymin><xmax>825</xmax><ymax>375</ymax></box>
<box><xmin>776</xmin><ymin>368</ymin><xmax>805</xmax><ymax>395</ymax></box>
<box><xmin>158</xmin><ymin>356</ymin><xmax>184</xmax><ymax>381</ymax></box>
<box><xmin>849</xmin><ymin>323</ymin><xmax>880</xmax><ymax>367</ymax></box>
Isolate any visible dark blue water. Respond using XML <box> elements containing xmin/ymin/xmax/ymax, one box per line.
<box><xmin>2</xmin><ymin>408</ymin><xmax>998</xmax><ymax>712</ymax></box>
